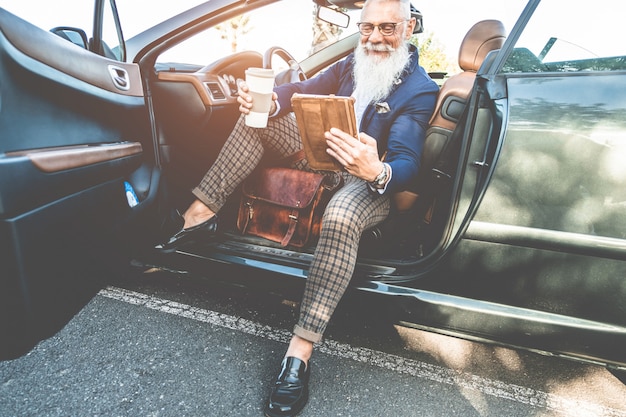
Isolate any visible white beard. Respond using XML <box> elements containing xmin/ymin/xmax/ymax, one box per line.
<box><xmin>353</xmin><ymin>41</ymin><xmax>411</xmax><ymax>103</ymax></box>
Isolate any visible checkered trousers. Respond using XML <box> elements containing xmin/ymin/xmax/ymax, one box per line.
<box><xmin>192</xmin><ymin>114</ymin><xmax>391</xmax><ymax>343</ymax></box>
<box><xmin>192</xmin><ymin>114</ymin><xmax>307</xmax><ymax>211</ymax></box>
<box><xmin>294</xmin><ymin>175</ymin><xmax>390</xmax><ymax>343</ymax></box>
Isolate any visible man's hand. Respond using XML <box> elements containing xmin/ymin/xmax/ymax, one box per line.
<box><xmin>325</xmin><ymin>128</ymin><xmax>385</xmax><ymax>182</ymax></box>
<box><xmin>237</xmin><ymin>81</ymin><xmax>278</xmax><ymax>115</ymax></box>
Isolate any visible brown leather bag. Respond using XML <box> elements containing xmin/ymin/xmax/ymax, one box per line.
<box><xmin>237</xmin><ymin>167</ymin><xmax>343</xmax><ymax>247</ymax></box>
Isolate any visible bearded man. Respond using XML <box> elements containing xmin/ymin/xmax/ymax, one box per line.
<box><xmin>156</xmin><ymin>0</ymin><xmax>438</xmax><ymax>415</ymax></box>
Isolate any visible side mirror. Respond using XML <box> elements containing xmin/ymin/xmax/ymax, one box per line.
<box><xmin>50</xmin><ymin>26</ymin><xmax>89</xmax><ymax>49</ymax></box>
<box><xmin>316</xmin><ymin>6</ymin><xmax>350</xmax><ymax>28</ymax></box>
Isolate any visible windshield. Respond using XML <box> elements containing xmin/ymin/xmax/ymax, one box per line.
<box><xmin>152</xmin><ymin>0</ymin><xmax>361</xmax><ymax>66</ymax></box>
<box><xmin>502</xmin><ymin>0</ymin><xmax>626</xmax><ymax>73</ymax></box>
<box><xmin>116</xmin><ymin>0</ymin><xmax>208</xmax><ymax>40</ymax></box>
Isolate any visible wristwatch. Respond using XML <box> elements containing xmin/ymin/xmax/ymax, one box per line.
<box><xmin>370</xmin><ymin>163</ymin><xmax>389</xmax><ymax>188</ymax></box>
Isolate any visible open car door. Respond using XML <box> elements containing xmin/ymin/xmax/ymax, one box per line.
<box><xmin>0</xmin><ymin>3</ymin><xmax>158</xmax><ymax>359</ymax></box>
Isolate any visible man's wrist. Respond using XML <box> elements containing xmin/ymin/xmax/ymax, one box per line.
<box><xmin>269</xmin><ymin>100</ymin><xmax>280</xmax><ymax>117</ymax></box>
<box><xmin>369</xmin><ymin>163</ymin><xmax>389</xmax><ymax>188</ymax></box>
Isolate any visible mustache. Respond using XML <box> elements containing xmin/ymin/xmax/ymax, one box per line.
<box><xmin>361</xmin><ymin>42</ymin><xmax>396</xmax><ymax>53</ymax></box>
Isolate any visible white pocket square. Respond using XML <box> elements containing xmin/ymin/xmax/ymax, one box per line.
<box><xmin>375</xmin><ymin>102</ymin><xmax>390</xmax><ymax>113</ymax></box>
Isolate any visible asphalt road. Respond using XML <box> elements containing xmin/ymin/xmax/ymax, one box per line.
<box><xmin>1</xmin><ymin>265</ymin><xmax>626</xmax><ymax>417</ymax></box>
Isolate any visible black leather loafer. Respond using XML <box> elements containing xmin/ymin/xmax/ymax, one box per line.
<box><xmin>154</xmin><ymin>214</ymin><xmax>218</xmax><ymax>253</ymax></box>
<box><xmin>264</xmin><ymin>357</ymin><xmax>310</xmax><ymax>417</ymax></box>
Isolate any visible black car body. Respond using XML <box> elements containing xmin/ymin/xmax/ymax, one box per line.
<box><xmin>1</xmin><ymin>0</ymin><xmax>626</xmax><ymax>375</ymax></box>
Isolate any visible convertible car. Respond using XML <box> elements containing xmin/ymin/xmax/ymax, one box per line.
<box><xmin>2</xmin><ymin>0</ymin><xmax>626</xmax><ymax>381</ymax></box>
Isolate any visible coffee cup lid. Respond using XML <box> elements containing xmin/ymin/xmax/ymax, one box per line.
<box><xmin>245</xmin><ymin>68</ymin><xmax>275</xmax><ymax>78</ymax></box>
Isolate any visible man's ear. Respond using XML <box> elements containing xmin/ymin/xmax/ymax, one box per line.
<box><xmin>406</xmin><ymin>17</ymin><xmax>417</xmax><ymax>38</ymax></box>
<box><xmin>412</xmin><ymin>16</ymin><xmax>422</xmax><ymax>33</ymax></box>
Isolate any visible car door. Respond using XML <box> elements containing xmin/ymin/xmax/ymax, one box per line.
<box><xmin>0</xmin><ymin>2</ymin><xmax>157</xmax><ymax>359</ymax></box>
<box><xmin>412</xmin><ymin>0</ymin><xmax>626</xmax><ymax>367</ymax></box>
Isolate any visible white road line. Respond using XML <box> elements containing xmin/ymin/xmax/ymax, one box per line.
<box><xmin>100</xmin><ymin>286</ymin><xmax>626</xmax><ymax>417</ymax></box>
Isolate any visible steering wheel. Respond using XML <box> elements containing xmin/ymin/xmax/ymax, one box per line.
<box><xmin>199</xmin><ymin>50</ymin><xmax>263</xmax><ymax>75</ymax></box>
<box><xmin>263</xmin><ymin>46</ymin><xmax>307</xmax><ymax>85</ymax></box>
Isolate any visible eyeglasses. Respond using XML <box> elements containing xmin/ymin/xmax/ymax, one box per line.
<box><xmin>356</xmin><ymin>21</ymin><xmax>407</xmax><ymax>36</ymax></box>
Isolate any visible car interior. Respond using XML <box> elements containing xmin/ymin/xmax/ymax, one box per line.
<box><xmin>147</xmin><ymin>17</ymin><xmax>507</xmax><ymax>264</ymax></box>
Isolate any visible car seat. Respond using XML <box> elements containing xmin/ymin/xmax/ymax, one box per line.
<box><xmin>393</xmin><ymin>19</ymin><xmax>507</xmax><ymax>212</ymax></box>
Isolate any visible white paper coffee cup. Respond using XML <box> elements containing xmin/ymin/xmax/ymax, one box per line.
<box><xmin>245</xmin><ymin>68</ymin><xmax>275</xmax><ymax>128</ymax></box>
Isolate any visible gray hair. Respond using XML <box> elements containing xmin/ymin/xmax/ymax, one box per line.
<box><xmin>362</xmin><ymin>0</ymin><xmax>412</xmax><ymax>19</ymax></box>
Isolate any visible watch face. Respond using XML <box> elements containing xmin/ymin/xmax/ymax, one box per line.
<box><xmin>378</xmin><ymin>165</ymin><xmax>388</xmax><ymax>185</ymax></box>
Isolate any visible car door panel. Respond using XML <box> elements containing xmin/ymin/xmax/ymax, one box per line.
<box><xmin>0</xmin><ymin>8</ymin><xmax>154</xmax><ymax>359</ymax></box>
<box><xmin>419</xmin><ymin>71</ymin><xmax>626</xmax><ymax>360</ymax></box>
<box><xmin>0</xmin><ymin>8</ymin><xmax>143</xmax><ymax>97</ymax></box>
<box><xmin>471</xmin><ymin>72</ymin><xmax>626</xmax><ymax>314</ymax></box>
<box><xmin>1</xmin><ymin>143</ymin><xmax>143</xmax><ymax>217</ymax></box>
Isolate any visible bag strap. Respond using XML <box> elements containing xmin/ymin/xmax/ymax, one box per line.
<box><xmin>282</xmin><ymin>210</ymin><xmax>300</xmax><ymax>246</ymax></box>
<box><xmin>240</xmin><ymin>201</ymin><xmax>253</xmax><ymax>234</ymax></box>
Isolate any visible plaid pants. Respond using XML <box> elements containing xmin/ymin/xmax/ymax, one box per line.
<box><xmin>193</xmin><ymin>114</ymin><xmax>390</xmax><ymax>343</ymax></box>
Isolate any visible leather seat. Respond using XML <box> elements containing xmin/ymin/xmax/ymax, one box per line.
<box><xmin>394</xmin><ymin>19</ymin><xmax>506</xmax><ymax>211</ymax></box>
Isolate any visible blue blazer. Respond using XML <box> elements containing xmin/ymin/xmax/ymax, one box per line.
<box><xmin>274</xmin><ymin>44</ymin><xmax>439</xmax><ymax>193</ymax></box>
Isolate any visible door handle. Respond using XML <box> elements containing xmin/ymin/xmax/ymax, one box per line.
<box><xmin>108</xmin><ymin>65</ymin><xmax>130</xmax><ymax>91</ymax></box>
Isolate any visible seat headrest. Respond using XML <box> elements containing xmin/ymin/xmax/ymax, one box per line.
<box><xmin>458</xmin><ymin>20</ymin><xmax>506</xmax><ymax>72</ymax></box>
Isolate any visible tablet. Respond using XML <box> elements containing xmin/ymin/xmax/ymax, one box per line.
<box><xmin>291</xmin><ymin>93</ymin><xmax>358</xmax><ymax>171</ymax></box>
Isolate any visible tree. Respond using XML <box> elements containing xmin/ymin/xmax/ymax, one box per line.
<box><xmin>216</xmin><ymin>15</ymin><xmax>252</xmax><ymax>53</ymax></box>
<box><xmin>310</xmin><ymin>5</ymin><xmax>343</xmax><ymax>54</ymax></box>
<box><xmin>411</xmin><ymin>31</ymin><xmax>458</xmax><ymax>79</ymax></box>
